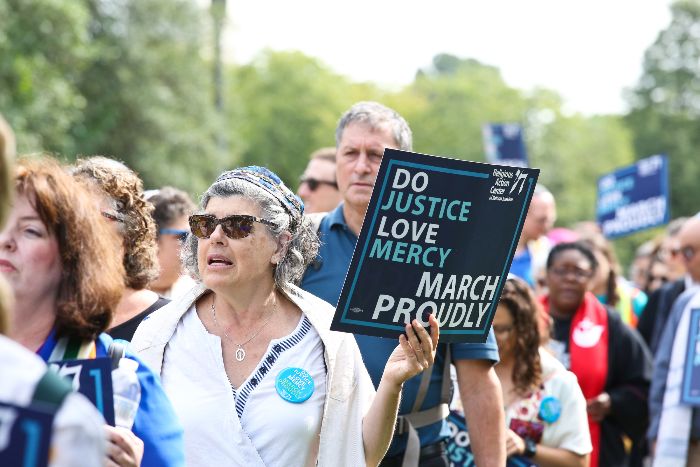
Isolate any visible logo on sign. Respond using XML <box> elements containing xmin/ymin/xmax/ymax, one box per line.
<box><xmin>489</xmin><ymin>168</ymin><xmax>527</xmax><ymax>202</ymax></box>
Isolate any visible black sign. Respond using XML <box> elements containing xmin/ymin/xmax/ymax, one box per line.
<box><xmin>0</xmin><ymin>401</ymin><xmax>54</xmax><ymax>467</ymax></box>
<box><xmin>49</xmin><ymin>358</ymin><xmax>115</xmax><ymax>425</ymax></box>
<box><xmin>331</xmin><ymin>149</ymin><xmax>539</xmax><ymax>343</ymax></box>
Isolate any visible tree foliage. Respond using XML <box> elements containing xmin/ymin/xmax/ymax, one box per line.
<box><xmin>1</xmin><ymin>0</ymin><xmax>226</xmax><ymax>194</ymax></box>
<box><xmin>626</xmin><ymin>0</ymin><xmax>700</xmax><ymax>218</ymax></box>
<box><xmin>229</xmin><ymin>50</ymin><xmax>381</xmax><ymax>185</ymax></box>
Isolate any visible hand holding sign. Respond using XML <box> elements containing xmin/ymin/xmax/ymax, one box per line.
<box><xmin>382</xmin><ymin>314</ymin><xmax>440</xmax><ymax>388</ymax></box>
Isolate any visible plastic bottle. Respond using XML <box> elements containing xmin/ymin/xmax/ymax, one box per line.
<box><xmin>112</xmin><ymin>357</ymin><xmax>141</xmax><ymax>430</ymax></box>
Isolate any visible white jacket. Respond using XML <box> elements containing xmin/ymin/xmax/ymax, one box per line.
<box><xmin>130</xmin><ymin>283</ymin><xmax>375</xmax><ymax>466</ymax></box>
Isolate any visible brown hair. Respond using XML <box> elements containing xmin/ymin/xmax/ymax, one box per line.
<box><xmin>0</xmin><ymin>115</ymin><xmax>16</xmax><ymax>334</ymax></box>
<box><xmin>580</xmin><ymin>234</ymin><xmax>620</xmax><ymax>306</ymax></box>
<box><xmin>72</xmin><ymin>157</ymin><xmax>158</xmax><ymax>289</ymax></box>
<box><xmin>0</xmin><ymin>114</ymin><xmax>15</xmax><ymax>227</ymax></box>
<box><xmin>499</xmin><ymin>277</ymin><xmax>543</xmax><ymax>396</ymax></box>
<box><xmin>16</xmin><ymin>157</ymin><xmax>124</xmax><ymax>340</ymax></box>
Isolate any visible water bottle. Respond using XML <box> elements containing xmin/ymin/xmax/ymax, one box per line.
<box><xmin>112</xmin><ymin>357</ymin><xmax>141</xmax><ymax>430</ymax></box>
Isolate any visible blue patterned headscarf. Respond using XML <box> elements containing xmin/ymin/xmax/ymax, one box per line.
<box><xmin>214</xmin><ymin>166</ymin><xmax>304</xmax><ymax>219</ymax></box>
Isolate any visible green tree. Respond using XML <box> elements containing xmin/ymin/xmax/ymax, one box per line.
<box><xmin>0</xmin><ymin>0</ymin><xmax>91</xmax><ymax>153</ymax></box>
<box><xmin>626</xmin><ymin>0</ymin><xmax>700</xmax><ymax>218</ymax></box>
<box><xmin>229</xmin><ymin>50</ymin><xmax>381</xmax><ymax>186</ymax></box>
<box><xmin>71</xmin><ymin>0</ymin><xmax>226</xmax><ymax>193</ymax></box>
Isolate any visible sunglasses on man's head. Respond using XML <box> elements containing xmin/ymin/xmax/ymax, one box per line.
<box><xmin>159</xmin><ymin>228</ymin><xmax>189</xmax><ymax>243</ymax></box>
<box><xmin>299</xmin><ymin>177</ymin><xmax>338</xmax><ymax>192</ymax></box>
<box><xmin>189</xmin><ymin>214</ymin><xmax>276</xmax><ymax>240</ymax></box>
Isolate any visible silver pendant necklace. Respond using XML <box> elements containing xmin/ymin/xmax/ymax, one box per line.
<box><xmin>210</xmin><ymin>296</ymin><xmax>277</xmax><ymax>362</ymax></box>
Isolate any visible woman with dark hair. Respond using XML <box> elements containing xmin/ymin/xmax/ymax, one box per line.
<box><xmin>493</xmin><ymin>277</ymin><xmax>590</xmax><ymax>466</ymax></box>
<box><xmin>579</xmin><ymin>234</ymin><xmax>647</xmax><ymax>328</ymax></box>
<box><xmin>540</xmin><ymin>242</ymin><xmax>652</xmax><ymax>467</ymax></box>
<box><xmin>145</xmin><ymin>186</ymin><xmax>197</xmax><ymax>299</ymax></box>
<box><xmin>72</xmin><ymin>156</ymin><xmax>169</xmax><ymax>341</ymax></box>
<box><xmin>0</xmin><ymin>157</ymin><xmax>185</xmax><ymax>467</ymax></box>
<box><xmin>131</xmin><ymin>166</ymin><xmax>439</xmax><ymax>466</ymax></box>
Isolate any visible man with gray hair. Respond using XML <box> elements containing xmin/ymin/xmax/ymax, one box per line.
<box><xmin>301</xmin><ymin>101</ymin><xmax>506</xmax><ymax>466</ymax></box>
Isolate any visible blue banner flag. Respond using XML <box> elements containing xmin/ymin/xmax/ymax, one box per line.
<box><xmin>330</xmin><ymin>149</ymin><xmax>539</xmax><ymax>344</ymax></box>
<box><xmin>482</xmin><ymin>123</ymin><xmax>529</xmax><ymax>168</ymax></box>
<box><xmin>596</xmin><ymin>154</ymin><xmax>669</xmax><ymax>238</ymax></box>
<box><xmin>0</xmin><ymin>401</ymin><xmax>54</xmax><ymax>467</ymax></box>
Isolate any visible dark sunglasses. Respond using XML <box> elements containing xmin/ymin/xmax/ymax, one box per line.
<box><xmin>299</xmin><ymin>177</ymin><xmax>338</xmax><ymax>192</ymax></box>
<box><xmin>159</xmin><ymin>228</ymin><xmax>189</xmax><ymax>242</ymax></box>
<box><xmin>189</xmin><ymin>214</ymin><xmax>275</xmax><ymax>240</ymax></box>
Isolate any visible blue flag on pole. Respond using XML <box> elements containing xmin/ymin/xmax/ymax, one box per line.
<box><xmin>482</xmin><ymin>123</ymin><xmax>528</xmax><ymax>168</ymax></box>
<box><xmin>596</xmin><ymin>154</ymin><xmax>669</xmax><ymax>238</ymax></box>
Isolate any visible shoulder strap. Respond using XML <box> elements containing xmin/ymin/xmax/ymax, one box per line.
<box><xmin>108</xmin><ymin>340</ymin><xmax>128</xmax><ymax>370</ymax></box>
<box><xmin>31</xmin><ymin>368</ymin><xmax>72</xmax><ymax>410</ymax></box>
<box><xmin>395</xmin><ymin>345</ymin><xmax>452</xmax><ymax>467</ymax></box>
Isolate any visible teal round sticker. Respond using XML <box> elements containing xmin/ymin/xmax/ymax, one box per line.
<box><xmin>539</xmin><ymin>396</ymin><xmax>561</xmax><ymax>423</ymax></box>
<box><xmin>275</xmin><ymin>367</ymin><xmax>315</xmax><ymax>403</ymax></box>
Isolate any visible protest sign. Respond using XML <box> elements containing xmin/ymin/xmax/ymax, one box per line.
<box><xmin>596</xmin><ymin>154</ymin><xmax>669</xmax><ymax>238</ymax></box>
<box><xmin>682</xmin><ymin>308</ymin><xmax>700</xmax><ymax>406</ymax></box>
<box><xmin>331</xmin><ymin>149</ymin><xmax>539</xmax><ymax>343</ymax></box>
<box><xmin>482</xmin><ymin>123</ymin><xmax>529</xmax><ymax>168</ymax></box>
<box><xmin>447</xmin><ymin>409</ymin><xmax>537</xmax><ymax>467</ymax></box>
<box><xmin>49</xmin><ymin>358</ymin><xmax>115</xmax><ymax>425</ymax></box>
<box><xmin>0</xmin><ymin>401</ymin><xmax>53</xmax><ymax>467</ymax></box>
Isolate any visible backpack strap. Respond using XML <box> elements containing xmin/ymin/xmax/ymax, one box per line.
<box><xmin>395</xmin><ymin>345</ymin><xmax>452</xmax><ymax>467</ymax></box>
<box><xmin>31</xmin><ymin>368</ymin><xmax>72</xmax><ymax>410</ymax></box>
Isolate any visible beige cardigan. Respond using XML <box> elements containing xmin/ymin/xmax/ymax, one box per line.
<box><xmin>130</xmin><ymin>282</ymin><xmax>375</xmax><ymax>466</ymax></box>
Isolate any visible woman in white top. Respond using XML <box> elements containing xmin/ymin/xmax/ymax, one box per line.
<box><xmin>131</xmin><ymin>166</ymin><xmax>439</xmax><ymax>467</ymax></box>
<box><xmin>493</xmin><ymin>277</ymin><xmax>591</xmax><ymax>466</ymax></box>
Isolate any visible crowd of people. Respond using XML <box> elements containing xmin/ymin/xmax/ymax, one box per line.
<box><xmin>0</xmin><ymin>101</ymin><xmax>698</xmax><ymax>467</ymax></box>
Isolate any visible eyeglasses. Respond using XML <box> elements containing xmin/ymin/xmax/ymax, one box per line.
<box><xmin>159</xmin><ymin>228</ymin><xmax>189</xmax><ymax>242</ymax></box>
<box><xmin>189</xmin><ymin>214</ymin><xmax>276</xmax><ymax>240</ymax></box>
<box><xmin>101</xmin><ymin>211</ymin><xmax>125</xmax><ymax>223</ymax></box>
<box><xmin>548</xmin><ymin>266</ymin><xmax>593</xmax><ymax>281</ymax></box>
<box><xmin>299</xmin><ymin>177</ymin><xmax>338</xmax><ymax>192</ymax></box>
<box><xmin>672</xmin><ymin>245</ymin><xmax>698</xmax><ymax>261</ymax></box>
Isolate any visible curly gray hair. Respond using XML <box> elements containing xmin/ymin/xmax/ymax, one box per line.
<box><xmin>335</xmin><ymin>101</ymin><xmax>413</xmax><ymax>151</ymax></box>
<box><xmin>182</xmin><ymin>178</ymin><xmax>319</xmax><ymax>290</ymax></box>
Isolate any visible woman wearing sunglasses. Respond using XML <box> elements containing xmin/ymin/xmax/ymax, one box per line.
<box><xmin>145</xmin><ymin>187</ymin><xmax>197</xmax><ymax>300</ymax></box>
<box><xmin>539</xmin><ymin>242</ymin><xmax>652</xmax><ymax>467</ymax></box>
<box><xmin>131</xmin><ymin>166</ymin><xmax>439</xmax><ymax>466</ymax></box>
<box><xmin>492</xmin><ymin>277</ymin><xmax>590</xmax><ymax>466</ymax></box>
<box><xmin>0</xmin><ymin>157</ymin><xmax>185</xmax><ymax>467</ymax></box>
<box><xmin>72</xmin><ymin>157</ymin><xmax>170</xmax><ymax>341</ymax></box>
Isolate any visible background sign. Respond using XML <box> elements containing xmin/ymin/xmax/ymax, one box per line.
<box><xmin>447</xmin><ymin>409</ymin><xmax>537</xmax><ymax>467</ymax></box>
<box><xmin>331</xmin><ymin>149</ymin><xmax>539</xmax><ymax>343</ymax></box>
<box><xmin>482</xmin><ymin>123</ymin><xmax>529</xmax><ymax>168</ymax></box>
<box><xmin>682</xmin><ymin>308</ymin><xmax>700</xmax><ymax>406</ymax></box>
<box><xmin>49</xmin><ymin>358</ymin><xmax>115</xmax><ymax>425</ymax></box>
<box><xmin>0</xmin><ymin>401</ymin><xmax>53</xmax><ymax>467</ymax></box>
<box><xmin>596</xmin><ymin>154</ymin><xmax>669</xmax><ymax>238</ymax></box>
